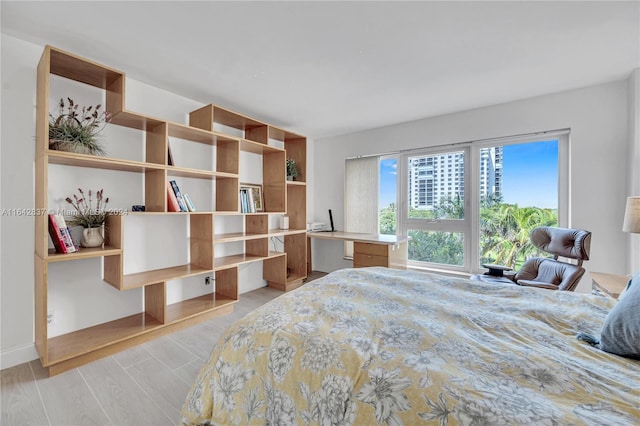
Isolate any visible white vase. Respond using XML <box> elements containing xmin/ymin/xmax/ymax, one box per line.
<box><xmin>81</xmin><ymin>226</ymin><xmax>104</xmax><ymax>248</ymax></box>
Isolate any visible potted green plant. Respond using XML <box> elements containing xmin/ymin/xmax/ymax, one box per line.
<box><xmin>65</xmin><ymin>188</ymin><xmax>110</xmax><ymax>247</ymax></box>
<box><xmin>286</xmin><ymin>158</ymin><xmax>299</xmax><ymax>181</ymax></box>
<box><xmin>49</xmin><ymin>98</ymin><xmax>111</xmax><ymax>156</ymax></box>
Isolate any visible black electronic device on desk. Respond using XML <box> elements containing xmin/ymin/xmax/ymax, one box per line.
<box><xmin>319</xmin><ymin>209</ymin><xmax>336</xmax><ymax>232</ymax></box>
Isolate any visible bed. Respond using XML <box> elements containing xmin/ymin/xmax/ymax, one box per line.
<box><xmin>180</xmin><ymin>267</ymin><xmax>640</xmax><ymax>425</ymax></box>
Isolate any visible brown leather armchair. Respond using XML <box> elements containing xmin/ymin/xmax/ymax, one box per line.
<box><xmin>474</xmin><ymin>226</ymin><xmax>592</xmax><ymax>291</ymax></box>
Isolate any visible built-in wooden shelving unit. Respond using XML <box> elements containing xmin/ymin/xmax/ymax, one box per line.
<box><xmin>34</xmin><ymin>45</ymin><xmax>307</xmax><ymax>376</ymax></box>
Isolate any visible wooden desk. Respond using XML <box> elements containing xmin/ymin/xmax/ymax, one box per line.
<box><xmin>591</xmin><ymin>271</ymin><xmax>631</xmax><ymax>299</ymax></box>
<box><xmin>307</xmin><ymin>232</ymin><xmax>408</xmax><ymax>270</ymax></box>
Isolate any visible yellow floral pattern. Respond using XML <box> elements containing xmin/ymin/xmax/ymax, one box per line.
<box><xmin>181</xmin><ymin>267</ymin><xmax>640</xmax><ymax>425</ymax></box>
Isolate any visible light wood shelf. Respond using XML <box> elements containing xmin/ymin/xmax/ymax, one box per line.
<box><xmin>213</xmin><ymin>253</ymin><xmax>263</xmax><ymax>270</ymax></box>
<box><xmin>240</xmin><ymin>139</ymin><xmax>284</xmax><ymax>154</ymax></box>
<box><xmin>47</xmin><ymin>150</ymin><xmax>165</xmax><ymax>173</ymax></box>
<box><xmin>165</xmin><ymin>293</ymin><xmax>237</xmax><ymax>323</ymax></box>
<box><xmin>46</xmin><ymin>313</ymin><xmax>163</xmax><ymax>366</ymax></box>
<box><xmin>166</xmin><ymin>165</ymin><xmax>237</xmax><ymax>180</ymax></box>
<box><xmin>213</xmin><ymin>251</ymin><xmax>286</xmax><ymax>271</ymax></box>
<box><xmin>168</xmin><ymin>122</ymin><xmax>238</xmax><ymax>146</ymax></box>
<box><xmin>35</xmin><ymin>45</ymin><xmax>307</xmax><ymax>376</ymax></box>
<box><xmin>121</xmin><ymin>264</ymin><xmax>212</xmax><ymax>290</ymax></box>
<box><xmin>268</xmin><ymin>229</ymin><xmax>308</xmax><ymax>237</ymax></box>
<box><xmin>110</xmin><ymin>110</ymin><xmax>165</xmax><ymax>132</ymax></box>
<box><xmin>45</xmin><ymin>246</ymin><xmax>121</xmax><ymax>262</ymax></box>
<box><xmin>214</xmin><ymin>232</ymin><xmax>270</xmax><ymax>242</ymax></box>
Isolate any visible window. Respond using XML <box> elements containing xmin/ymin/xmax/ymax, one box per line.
<box><xmin>379</xmin><ymin>157</ymin><xmax>397</xmax><ymax>236</ymax></box>
<box><xmin>377</xmin><ymin>130</ymin><xmax>568</xmax><ymax>273</ymax></box>
<box><xmin>479</xmin><ymin>140</ymin><xmax>560</xmax><ymax>270</ymax></box>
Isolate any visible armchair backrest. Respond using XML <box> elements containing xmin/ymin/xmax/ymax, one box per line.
<box><xmin>514</xmin><ymin>227</ymin><xmax>592</xmax><ymax>291</ymax></box>
<box><xmin>529</xmin><ymin>226</ymin><xmax>591</xmax><ymax>265</ymax></box>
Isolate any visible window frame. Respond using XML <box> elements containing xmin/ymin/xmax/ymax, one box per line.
<box><xmin>396</xmin><ymin>130</ymin><xmax>569</xmax><ymax>274</ymax></box>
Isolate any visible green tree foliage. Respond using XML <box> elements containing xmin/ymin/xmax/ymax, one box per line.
<box><xmin>480</xmin><ymin>202</ymin><xmax>557</xmax><ymax>269</ymax></box>
<box><xmin>408</xmin><ymin>230</ymin><xmax>464</xmax><ymax>265</ymax></box>
<box><xmin>379</xmin><ymin>203</ymin><xmax>397</xmax><ymax>235</ymax></box>
<box><xmin>378</xmin><ymin>194</ymin><xmax>558</xmax><ymax>268</ymax></box>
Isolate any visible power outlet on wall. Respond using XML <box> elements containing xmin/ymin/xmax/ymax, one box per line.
<box><xmin>47</xmin><ymin>310</ymin><xmax>56</xmax><ymax>326</ymax></box>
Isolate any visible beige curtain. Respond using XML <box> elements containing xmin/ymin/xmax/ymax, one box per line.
<box><xmin>344</xmin><ymin>156</ymin><xmax>379</xmax><ymax>257</ymax></box>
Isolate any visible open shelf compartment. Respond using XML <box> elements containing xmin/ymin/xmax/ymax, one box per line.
<box><xmin>45</xmin><ymin>312</ymin><xmax>164</xmax><ymax>366</ymax></box>
<box><xmin>120</xmin><ymin>264</ymin><xmax>212</xmax><ymax>290</ymax></box>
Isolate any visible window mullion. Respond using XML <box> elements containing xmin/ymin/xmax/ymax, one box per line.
<box><xmin>468</xmin><ymin>146</ymin><xmax>480</xmax><ymax>273</ymax></box>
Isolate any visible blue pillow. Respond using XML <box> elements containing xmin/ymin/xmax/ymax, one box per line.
<box><xmin>599</xmin><ymin>272</ymin><xmax>640</xmax><ymax>359</ymax></box>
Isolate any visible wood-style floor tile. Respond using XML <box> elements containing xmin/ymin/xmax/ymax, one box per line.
<box><xmin>0</xmin><ymin>363</ymin><xmax>49</xmax><ymax>426</ymax></box>
<box><xmin>79</xmin><ymin>357</ymin><xmax>173</xmax><ymax>426</ymax></box>
<box><xmin>30</xmin><ymin>360</ymin><xmax>109</xmax><ymax>426</ymax></box>
<box><xmin>125</xmin><ymin>357</ymin><xmax>191</xmax><ymax>422</ymax></box>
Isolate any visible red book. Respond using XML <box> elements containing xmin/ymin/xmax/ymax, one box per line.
<box><xmin>167</xmin><ymin>181</ymin><xmax>181</xmax><ymax>212</ymax></box>
<box><xmin>48</xmin><ymin>214</ymin><xmax>67</xmax><ymax>253</ymax></box>
<box><xmin>54</xmin><ymin>215</ymin><xmax>76</xmax><ymax>253</ymax></box>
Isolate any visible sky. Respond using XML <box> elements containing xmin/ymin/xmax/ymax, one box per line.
<box><xmin>379</xmin><ymin>159</ymin><xmax>397</xmax><ymax>207</ymax></box>
<box><xmin>379</xmin><ymin>139</ymin><xmax>559</xmax><ymax>209</ymax></box>
<box><xmin>501</xmin><ymin>140</ymin><xmax>558</xmax><ymax>208</ymax></box>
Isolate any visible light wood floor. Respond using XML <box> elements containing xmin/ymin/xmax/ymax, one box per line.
<box><xmin>1</xmin><ymin>272</ymin><xmax>326</xmax><ymax>426</ymax></box>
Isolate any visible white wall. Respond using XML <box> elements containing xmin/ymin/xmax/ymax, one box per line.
<box><xmin>312</xmin><ymin>78</ymin><xmax>633</xmax><ymax>291</ymax></box>
<box><xmin>0</xmin><ymin>35</ymin><xmax>284</xmax><ymax>368</ymax></box>
<box><xmin>627</xmin><ymin>69</ymin><xmax>640</xmax><ymax>274</ymax></box>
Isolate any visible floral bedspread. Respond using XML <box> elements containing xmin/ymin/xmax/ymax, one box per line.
<box><xmin>181</xmin><ymin>267</ymin><xmax>640</xmax><ymax>425</ymax></box>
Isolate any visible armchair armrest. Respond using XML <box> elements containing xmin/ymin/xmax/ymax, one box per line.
<box><xmin>516</xmin><ymin>279</ymin><xmax>558</xmax><ymax>290</ymax></box>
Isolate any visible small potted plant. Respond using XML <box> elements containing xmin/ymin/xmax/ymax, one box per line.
<box><xmin>65</xmin><ymin>188</ymin><xmax>109</xmax><ymax>247</ymax></box>
<box><xmin>286</xmin><ymin>158</ymin><xmax>299</xmax><ymax>181</ymax></box>
<box><xmin>49</xmin><ymin>98</ymin><xmax>111</xmax><ymax>156</ymax></box>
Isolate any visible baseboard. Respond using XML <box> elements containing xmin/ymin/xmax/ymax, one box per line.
<box><xmin>0</xmin><ymin>343</ymin><xmax>39</xmax><ymax>370</ymax></box>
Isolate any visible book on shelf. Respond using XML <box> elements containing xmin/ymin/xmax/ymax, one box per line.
<box><xmin>170</xmin><ymin>180</ymin><xmax>188</xmax><ymax>212</ymax></box>
<box><xmin>167</xmin><ymin>181</ymin><xmax>181</xmax><ymax>212</ymax></box>
<box><xmin>48</xmin><ymin>214</ymin><xmax>67</xmax><ymax>253</ymax></box>
<box><xmin>167</xmin><ymin>142</ymin><xmax>174</xmax><ymax>166</ymax></box>
<box><xmin>182</xmin><ymin>193</ymin><xmax>196</xmax><ymax>212</ymax></box>
<box><xmin>247</xmin><ymin>188</ymin><xmax>256</xmax><ymax>213</ymax></box>
<box><xmin>240</xmin><ymin>189</ymin><xmax>248</xmax><ymax>213</ymax></box>
<box><xmin>53</xmin><ymin>214</ymin><xmax>77</xmax><ymax>253</ymax></box>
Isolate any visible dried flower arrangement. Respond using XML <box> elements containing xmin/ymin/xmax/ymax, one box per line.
<box><xmin>49</xmin><ymin>98</ymin><xmax>111</xmax><ymax>156</ymax></box>
<box><xmin>65</xmin><ymin>188</ymin><xmax>109</xmax><ymax>228</ymax></box>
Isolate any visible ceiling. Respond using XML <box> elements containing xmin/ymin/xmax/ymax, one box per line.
<box><xmin>2</xmin><ymin>1</ymin><xmax>639</xmax><ymax>139</ymax></box>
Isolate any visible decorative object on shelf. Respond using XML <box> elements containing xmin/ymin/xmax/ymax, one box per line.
<box><xmin>49</xmin><ymin>97</ymin><xmax>111</xmax><ymax>156</ymax></box>
<box><xmin>167</xmin><ymin>142</ymin><xmax>174</xmax><ymax>166</ymax></box>
<box><xmin>240</xmin><ymin>183</ymin><xmax>263</xmax><ymax>212</ymax></box>
<box><xmin>169</xmin><ymin>180</ymin><xmax>188</xmax><ymax>212</ymax></box>
<box><xmin>80</xmin><ymin>226</ymin><xmax>104</xmax><ymax>248</ymax></box>
<box><xmin>286</xmin><ymin>158</ymin><xmax>299</xmax><ymax>181</ymax></box>
<box><xmin>132</xmin><ymin>205</ymin><xmax>145</xmax><ymax>212</ymax></box>
<box><xmin>65</xmin><ymin>188</ymin><xmax>109</xmax><ymax>247</ymax></box>
<box><xmin>48</xmin><ymin>214</ymin><xmax>77</xmax><ymax>253</ymax></box>
<box><xmin>279</xmin><ymin>215</ymin><xmax>289</xmax><ymax>230</ymax></box>
<box><xmin>182</xmin><ymin>193</ymin><xmax>196</xmax><ymax>212</ymax></box>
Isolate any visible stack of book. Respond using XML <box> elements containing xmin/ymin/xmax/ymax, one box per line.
<box><xmin>48</xmin><ymin>214</ymin><xmax>77</xmax><ymax>253</ymax></box>
<box><xmin>240</xmin><ymin>188</ymin><xmax>256</xmax><ymax>213</ymax></box>
<box><xmin>167</xmin><ymin>180</ymin><xmax>196</xmax><ymax>212</ymax></box>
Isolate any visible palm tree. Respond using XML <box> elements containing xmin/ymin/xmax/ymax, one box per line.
<box><xmin>480</xmin><ymin>203</ymin><xmax>557</xmax><ymax>268</ymax></box>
